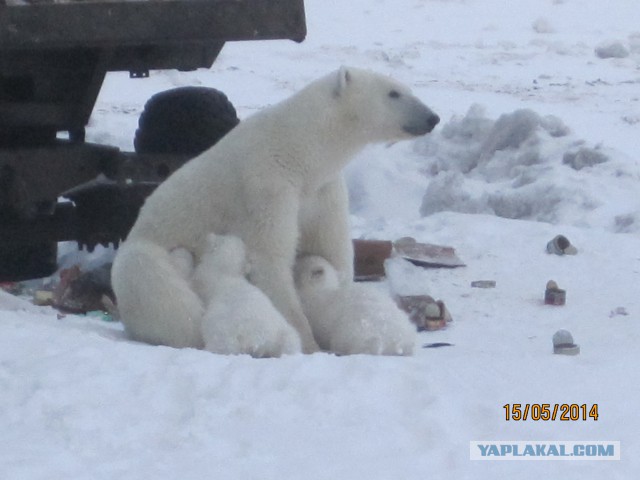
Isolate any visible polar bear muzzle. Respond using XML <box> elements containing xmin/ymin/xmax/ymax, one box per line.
<box><xmin>402</xmin><ymin>101</ymin><xmax>440</xmax><ymax>136</ymax></box>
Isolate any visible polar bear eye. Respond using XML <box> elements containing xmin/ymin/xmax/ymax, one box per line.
<box><xmin>388</xmin><ymin>90</ymin><xmax>401</xmax><ymax>99</ymax></box>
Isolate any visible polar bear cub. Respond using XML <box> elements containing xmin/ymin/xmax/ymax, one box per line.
<box><xmin>190</xmin><ymin>233</ymin><xmax>302</xmax><ymax>357</ymax></box>
<box><xmin>294</xmin><ymin>255</ymin><xmax>417</xmax><ymax>356</ymax></box>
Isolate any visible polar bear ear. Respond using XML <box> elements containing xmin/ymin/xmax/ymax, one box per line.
<box><xmin>334</xmin><ymin>66</ymin><xmax>352</xmax><ymax>97</ymax></box>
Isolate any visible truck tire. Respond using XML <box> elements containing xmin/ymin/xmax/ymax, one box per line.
<box><xmin>134</xmin><ymin>87</ymin><xmax>239</xmax><ymax>156</ymax></box>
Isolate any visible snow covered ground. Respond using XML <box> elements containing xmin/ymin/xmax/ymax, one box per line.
<box><xmin>2</xmin><ymin>0</ymin><xmax>639</xmax><ymax>478</ymax></box>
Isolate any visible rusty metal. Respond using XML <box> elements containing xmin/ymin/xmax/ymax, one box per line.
<box><xmin>352</xmin><ymin>239</ymin><xmax>393</xmax><ymax>281</ymax></box>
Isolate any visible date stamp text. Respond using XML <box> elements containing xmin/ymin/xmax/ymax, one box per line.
<box><xmin>503</xmin><ymin>404</ymin><xmax>598</xmax><ymax>421</ymax></box>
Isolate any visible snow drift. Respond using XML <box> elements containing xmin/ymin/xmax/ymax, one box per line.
<box><xmin>414</xmin><ymin>105</ymin><xmax>640</xmax><ymax>232</ymax></box>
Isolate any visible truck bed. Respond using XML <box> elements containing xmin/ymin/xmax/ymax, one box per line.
<box><xmin>0</xmin><ymin>0</ymin><xmax>306</xmax><ymax>49</ymax></box>
<box><xmin>0</xmin><ymin>0</ymin><xmax>306</xmax><ymax>132</ymax></box>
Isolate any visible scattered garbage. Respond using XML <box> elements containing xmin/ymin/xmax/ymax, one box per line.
<box><xmin>423</xmin><ymin>342</ymin><xmax>454</xmax><ymax>349</ymax></box>
<box><xmin>609</xmin><ymin>306</ymin><xmax>629</xmax><ymax>318</ymax></box>
<box><xmin>85</xmin><ymin>310</ymin><xmax>116</xmax><ymax>323</ymax></box>
<box><xmin>546</xmin><ymin>234</ymin><xmax>578</xmax><ymax>255</ymax></box>
<box><xmin>33</xmin><ymin>289</ymin><xmax>55</xmax><ymax>306</ymax></box>
<box><xmin>353</xmin><ymin>237</ymin><xmax>465</xmax><ymax>281</ymax></box>
<box><xmin>395</xmin><ymin>294</ymin><xmax>452</xmax><ymax>331</ymax></box>
<box><xmin>471</xmin><ymin>280</ymin><xmax>496</xmax><ymax>288</ymax></box>
<box><xmin>355</xmin><ymin>237</ymin><xmax>460</xmax><ymax>330</ymax></box>
<box><xmin>52</xmin><ymin>264</ymin><xmax>115</xmax><ymax>314</ymax></box>
<box><xmin>1</xmin><ymin>262</ymin><xmax>116</xmax><ymax>316</ymax></box>
<box><xmin>393</xmin><ymin>237</ymin><xmax>466</xmax><ymax>269</ymax></box>
<box><xmin>0</xmin><ymin>282</ymin><xmax>23</xmax><ymax>296</ymax></box>
<box><xmin>544</xmin><ymin>280</ymin><xmax>566</xmax><ymax>305</ymax></box>
<box><xmin>353</xmin><ymin>239</ymin><xmax>393</xmax><ymax>281</ymax></box>
<box><xmin>552</xmin><ymin>329</ymin><xmax>580</xmax><ymax>355</ymax></box>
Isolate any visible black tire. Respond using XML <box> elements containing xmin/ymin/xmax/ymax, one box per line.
<box><xmin>134</xmin><ymin>87</ymin><xmax>239</xmax><ymax>156</ymax></box>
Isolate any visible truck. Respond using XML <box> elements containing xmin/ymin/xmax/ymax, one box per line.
<box><xmin>0</xmin><ymin>0</ymin><xmax>307</xmax><ymax>281</ymax></box>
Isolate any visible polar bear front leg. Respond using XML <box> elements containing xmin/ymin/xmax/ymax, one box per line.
<box><xmin>249</xmin><ymin>254</ymin><xmax>319</xmax><ymax>353</ymax></box>
<box><xmin>241</xmin><ymin>187</ymin><xmax>320</xmax><ymax>353</ymax></box>
<box><xmin>299</xmin><ymin>176</ymin><xmax>354</xmax><ymax>285</ymax></box>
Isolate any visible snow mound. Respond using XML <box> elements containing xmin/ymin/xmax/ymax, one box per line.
<box><xmin>415</xmin><ymin>105</ymin><xmax>640</xmax><ymax>232</ymax></box>
<box><xmin>532</xmin><ymin>17</ymin><xmax>555</xmax><ymax>34</ymax></box>
<box><xmin>595</xmin><ymin>40</ymin><xmax>630</xmax><ymax>59</ymax></box>
<box><xmin>562</xmin><ymin>146</ymin><xmax>609</xmax><ymax>171</ymax></box>
<box><xmin>0</xmin><ymin>290</ymin><xmax>47</xmax><ymax>313</ymax></box>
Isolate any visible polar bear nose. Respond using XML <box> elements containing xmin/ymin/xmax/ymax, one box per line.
<box><xmin>403</xmin><ymin>112</ymin><xmax>440</xmax><ymax>136</ymax></box>
<box><xmin>402</xmin><ymin>101</ymin><xmax>440</xmax><ymax>136</ymax></box>
<box><xmin>427</xmin><ymin>113</ymin><xmax>440</xmax><ymax>130</ymax></box>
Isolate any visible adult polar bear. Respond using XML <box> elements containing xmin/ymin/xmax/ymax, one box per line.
<box><xmin>112</xmin><ymin>66</ymin><xmax>439</xmax><ymax>354</ymax></box>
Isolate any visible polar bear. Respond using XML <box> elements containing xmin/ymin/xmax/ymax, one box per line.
<box><xmin>192</xmin><ymin>233</ymin><xmax>301</xmax><ymax>357</ymax></box>
<box><xmin>294</xmin><ymin>255</ymin><xmax>417</xmax><ymax>356</ymax></box>
<box><xmin>111</xmin><ymin>66</ymin><xmax>439</xmax><ymax>353</ymax></box>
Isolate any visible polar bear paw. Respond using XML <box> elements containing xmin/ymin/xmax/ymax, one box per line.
<box><xmin>201</xmin><ymin>299</ymin><xmax>302</xmax><ymax>358</ymax></box>
<box><xmin>203</xmin><ymin>317</ymin><xmax>302</xmax><ymax>358</ymax></box>
<box><xmin>329</xmin><ymin>306</ymin><xmax>417</xmax><ymax>356</ymax></box>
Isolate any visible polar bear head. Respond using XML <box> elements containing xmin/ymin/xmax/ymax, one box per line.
<box><xmin>294</xmin><ymin>255</ymin><xmax>341</xmax><ymax>294</ymax></box>
<box><xmin>199</xmin><ymin>233</ymin><xmax>249</xmax><ymax>278</ymax></box>
<box><xmin>331</xmin><ymin>66</ymin><xmax>440</xmax><ymax>143</ymax></box>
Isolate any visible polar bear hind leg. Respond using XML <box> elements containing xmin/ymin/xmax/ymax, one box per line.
<box><xmin>112</xmin><ymin>240</ymin><xmax>205</xmax><ymax>349</ymax></box>
<box><xmin>168</xmin><ymin>246</ymin><xmax>195</xmax><ymax>279</ymax></box>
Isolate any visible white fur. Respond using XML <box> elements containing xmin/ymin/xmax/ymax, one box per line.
<box><xmin>193</xmin><ymin>234</ymin><xmax>301</xmax><ymax>358</ymax></box>
<box><xmin>295</xmin><ymin>256</ymin><xmax>417</xmax><ymax>356</ymax></box>
<box><xmin>169</xmin><ymin>247</ymin><xmax>195</xmax><ymax>279</ymax></box>
<box><xmin>111</xmin><ymin>66</ymin><xmax>438</xmax><ymax>354</ymax></box>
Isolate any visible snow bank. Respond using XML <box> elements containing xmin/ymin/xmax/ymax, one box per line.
<box><xmin>414</xmin><ymin>105</ymin><xmax>640</xmax><ymax>232</ymax></box>
<box><xmin>595</xmin><ymin>41</ymin><xmax>630</xmax><ymax>59</ymax></box>
<box><xmin>0</xmin><ymin>290</ymin><xmax>47</xmax><ymax>313</ymax></box>
<box><xmin>3</xmin><ymin>214</ymin><xmax>640</xmax><ymax>480</ymax></box>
